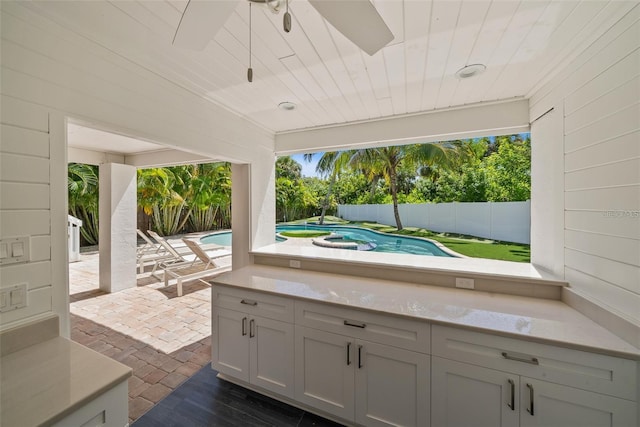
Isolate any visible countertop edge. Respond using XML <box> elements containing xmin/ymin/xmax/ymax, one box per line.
<box><xmin>44</xmin><ymin>340</ymin><xmax>133</xmax><ymax>427</ymax></box>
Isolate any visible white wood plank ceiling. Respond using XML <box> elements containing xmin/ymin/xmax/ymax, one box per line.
<box><xmin>18</xmin><ymin>1</ymin><xmax>638</xmax><ymax>133</ymax></box>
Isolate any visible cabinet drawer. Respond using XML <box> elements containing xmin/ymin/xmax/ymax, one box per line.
<box><xmin>295</xmin><ymin>301</ymin><xmax>430</xmax><ymax>353</ymax></box>
<box><xmin>213</xmin><ymin>286</ymin><xmax>294</xmax><ymax>322</ymax></box>
<box><xmin>432</xmin><ymin>325</ymin><xmax>637</xmax><ymax>401</ymax></box>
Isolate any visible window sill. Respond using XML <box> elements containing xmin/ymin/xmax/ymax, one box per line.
<box><xmin>251</xmin><ymin>243</ymin><xmax>566</xmax><ymax>300</ymax></box>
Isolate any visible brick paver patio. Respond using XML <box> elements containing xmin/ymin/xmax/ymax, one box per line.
<box><xmin>69</xmin><ymin>242</ymin><xmax>229</xmax><ymax>424</ymax></box>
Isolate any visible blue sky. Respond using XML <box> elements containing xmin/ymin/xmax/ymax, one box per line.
<box><xmin>291</xmin><ymin>153</ymin><xmax>321</xmax><ymax>177</ymax></box>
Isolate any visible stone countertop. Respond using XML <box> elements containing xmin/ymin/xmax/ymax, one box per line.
<box><xmin>0</xmin><ymin>336</ymin><xmax>132</xmax><ymax>427</ymax></box>
<box><xmin>211</xmin><ymin>265</ymin><xmax>640</xmax><ymax>360</ymax></box>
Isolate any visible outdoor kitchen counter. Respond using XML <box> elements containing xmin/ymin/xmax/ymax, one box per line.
<box><xmin>211</xmin><ymin>265</ymin><xmax>640</xmax><ymax>360</ymax></box>
<box><xmin>0</xmin><ymin>335</ymin><xmax>131</xmax><ymax>427</ymax></box>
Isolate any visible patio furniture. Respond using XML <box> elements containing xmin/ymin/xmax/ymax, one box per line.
<box><xmin>147</xmin><ymin>230</ymin><xmax>229</xmax><ymax>276</ymax></box>
<box><xmin>136</xmin><ymin>229</ymin><xmax>162</xmax><ymax>256</ymax></box>
<box><xmin>163</xmin><ymin>238</ymin><xmax>232</xmax><ymax>296</ymax></box>
<box><xmin>136</xmin><ymin>229</ymin><xmax>178</xmax><ymax>273</ymax></box>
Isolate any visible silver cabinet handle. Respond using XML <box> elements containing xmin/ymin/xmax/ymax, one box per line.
<box><xmin>526</xmin><ymin>383</ymin><xmax>534</xmax><ymax>415</ymax></box>
<box><xmin>502</xmin><ymin>352</ymin><xmax>539</xmax><ymax>365</ymax></box>
<box><xmin>242</xmin><ymin>317</ymin><xmax>247</xmax><ymax>336</ymax></box>
<box><xmin>344</xmin><ymin>320</ymin><xmax>366</xmax><ymax>329</ymax></box>
<box><xmin>507</xmin><ymin>379</ymin><xmax>515</xmax><ymax>410</ymax></box>
<box><xmin>241</xmin><ymin>299</ymin><xmax>258</xmax><ymax>306</ymax></box>
<box><xmin>346</xmin><ymin>342</ymin><xmax>351</xmax><ymax>366</ymax></box>
<box><xmin>358</xmin><ymin>345</ymin><xmax>363</xmax><ymax>369</ymax></box>
<box><xmin>249</xmin><ymin>319</ymin><xmax>255</xmax><ymax>338</ymax></box>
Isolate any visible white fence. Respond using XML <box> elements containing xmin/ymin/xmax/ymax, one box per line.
<box><xmin>337</xmin><ymin>201</ymin><xmax>531</xmax><ymax>244</ymax></box>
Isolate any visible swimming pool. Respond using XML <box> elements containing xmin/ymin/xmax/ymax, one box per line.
<box><xmin>202</xmin><ymin>225</ymin><xmax>454</xmax><ymax>257</ymax></box>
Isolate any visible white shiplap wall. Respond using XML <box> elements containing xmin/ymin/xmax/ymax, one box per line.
<box><xmin>0</xmin><ymin>105</ymin><xmax>55</xmax><ymax>330</ymax></box>
<box><xmin>0</xmin><ymin>1</ymin><xmax>275</xmax><ymax>334</ymax></box>
<box><xmin>529</xmin><ymin>5</ymin><xmax>640</xmax><ymax>343</ymax></box>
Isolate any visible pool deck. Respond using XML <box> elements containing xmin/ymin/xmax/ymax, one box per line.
<box><xmin>69</xmin><ymin>233</ymin><xmax>230</xmax><ymax>424</ymax></box>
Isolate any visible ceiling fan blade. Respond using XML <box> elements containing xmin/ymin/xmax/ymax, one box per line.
<box><xmin>173</xmin><ymin>0</ymin><xmax>239</xmax><ymax>50</ymax></box>
<box><xmin>308</xmin><ymin>0</ymin><xmax>393</xmax><ymax>55</ymax></box>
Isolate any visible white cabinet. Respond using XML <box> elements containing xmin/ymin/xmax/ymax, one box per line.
<box><xmin>432</xmin><ymin>356</ymin><xmax>519</xmax><ymax>427</ymax></box>
<box><xmin>295</xmin><ymin>325</ymin><xmax>430</xmax><ymax>427</ymax></box>
<box><xmin>295</xmin><ymin>326</ymin><xmax>355</xmax><ymax>420</ymax></box>
<box><xmin>356</xmin><ymin>340</ymin><xmax>429</xmax><ymax>427</ymax></box>
<box><xmin>212</xmin><ymin>291</ymin><xmax>295</xmax><ymax>398</ymax></box>
<box><xmin>212</xmin><ymin>284</ymin><xmax>638</xmax><ymax>427</ymax></box>
<box><xmin>519</xmin><ymin>378</ymin><xmax>637</xmax><ymax>427</ymax></box>
<box><xmin>51</xmin><ymin>381</ymin><xmax>128</xmax><ymax>427</ymax></box>
<box><xmin>432</xmin><ymin>326</ymin><xmax>638</xmax><ymax>427</ymax></box>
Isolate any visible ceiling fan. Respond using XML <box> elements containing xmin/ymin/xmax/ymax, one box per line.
<box><xmin>173</xmin><ymin>0</ymin><xmax>394</xmax><ymax>81</ymax></box>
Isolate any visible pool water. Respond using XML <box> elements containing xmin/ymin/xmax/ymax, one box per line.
<box><xmin>202</xmin><ymin>225</ymin><xmax>453</xmax><ymax>257</ymax></box>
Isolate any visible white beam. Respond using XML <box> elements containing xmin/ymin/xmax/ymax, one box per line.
<box><xmin>67</xmin><ymin>146</ymin><xmax>124</xmax><ymax>165</ymax></box>
<box><xmin>124</xmin><ymin>149</ymin><xmax>213</xmax><ymax>168</ymax></box>
<box><xmin>275</xmin><ymin>99</ymin><xmax>530</xmax><ymax>154</ymax></box>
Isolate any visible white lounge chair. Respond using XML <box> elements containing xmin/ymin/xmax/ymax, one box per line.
<box><xmin>163</xmin><ymin>238</ymin><xmax>231</xmax><ymax>296</ymax></box>
<box><xmin>136</xmin><ymin>229</ymin><xmax>176</xmax><ymax>273</ymax></box>
<box><xmin>147</xmin><ymin>230</ymin><xmax>229</xmax><ymax>276</ymax></box>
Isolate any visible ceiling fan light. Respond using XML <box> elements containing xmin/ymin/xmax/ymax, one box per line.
<box><xmin>455</xmin><ymin>64</ymin><xmax>486</xmax><ymax>79</ymax></box>
<box><xmin>278</xmin><ymin>101</ymin><xmax>296</xmax><ymax>111</ymax></box>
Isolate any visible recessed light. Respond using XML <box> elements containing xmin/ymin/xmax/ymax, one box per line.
<box><xmin>455</xmin><ymin>64</ymin><xmax>486</xmax><ymax>79</ymax></box>
<box><xmin>278</xmin><ymin>101</ymin><xmax>296</xmax><ymax>111</ymax></box>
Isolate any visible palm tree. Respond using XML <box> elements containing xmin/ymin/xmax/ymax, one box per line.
<box><xmin>349</xmin><ymin>144</ymin><xmax>453</xmax><ymax>230</ymax></box>
<box><xmin>304</xmin><ymin>151</ymin><xmax>351</xmax><ymax>225</ymax></box>
<box><xmin>68</xmin><ymin>163</ymin><xmax>99</xmax><ymax>245</ymax></box>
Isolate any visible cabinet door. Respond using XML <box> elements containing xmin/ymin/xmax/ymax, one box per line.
<box><xmin>355</xmin><ymin>340</ymin><xmax>430</xmax><ymax>427</ymax></box>
<box><xmin>212</xmin><ymin>308</ymin><xmax>250</xmax><ymax>382</ymax></box>
<box><xmin>250</xmin><ymin>316</ymin><xmax>295</xmax><ymax>398</ymax></box>
<box><xmin>295</xmin><ymin>326</ymin><xmax>355</xmax><ymax>421</ymax></box>
<box><xmin>520</xmin><ymin>378</ymin><xmax>637</xmax><ymax>427</ymax></box>
<box><xmin>431</xmin><ymin>357</ymin><xmax>519</xmax><ymax>427</ymax></box>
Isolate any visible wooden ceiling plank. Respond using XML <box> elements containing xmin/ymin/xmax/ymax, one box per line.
<box><xmin>325</xmin><ymin>22</ymin><xmax>381</xmax><ymax>119</ymax></box>
<box><xmin>404</xmin><ymin>0</ymin><xmax>431</xmax><ymax>113</ymax></box>
<box><xmin>420</xmin><ymin>0</ymin><xmax>462</xmax><ymax>111</ymax></box>
<box><xmin>437</xmin><ymin>1</ymin><xmax>492</xmax><ymax>109</ymax></box>
<box><xmin>476</xmin><ymin>0</ymin><xmax>552</xmax><ymax>102</ymax></box>
<box><xmin>292</xmin><ymin>1</ymin><xmax>368</xmax><ymax>120</ymax></box>
<box><xmin>382</xmin><ymin>43</ymin><xmax>407</xmax><ymax>115</ymax></box>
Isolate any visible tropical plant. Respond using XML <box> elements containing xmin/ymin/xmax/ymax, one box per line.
<box><xmin>187</xmin><ymin>163</ymin><xmax>232</xmax><ymax>231</ymax></box>
<box><xmin>137</xmin><ymin>167</ymin><xmax>186</xmax><ymax>236</ymax></box>
<box><xmin>348</xmin><ymin>143</ymin><xmax>453</xmax><ymax>230</ymax></box>
<box><xmin>68</xmin><ymin>163</ymin><xmax>100</xmax><ymax>245</ymax></box>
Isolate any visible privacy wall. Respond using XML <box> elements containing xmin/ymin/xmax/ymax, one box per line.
<box><xmin>338</xmin><ymin>201</ymin><xmax>531</xmax><ymax>244</ymax></box>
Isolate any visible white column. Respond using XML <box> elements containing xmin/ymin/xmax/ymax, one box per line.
<box><xmin>231</xmin><ymin>151</ymin><xmax>276</xmax><ymax>269</ymax></box>
<box><xmin>99</xmin><ymin>163</ymin><xmax>137</xmax><ymax>292</ymax></box>
<box><xmin>232</xmin><ymin>163</ymin><xmax>252</xmax><ymax>269</ymax></box>
<box><xmin>531</xmin><ymin>107</ymin><xmax>564</xmax><ymax>277</ymax></box>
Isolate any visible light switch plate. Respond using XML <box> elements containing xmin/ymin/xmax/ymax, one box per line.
<box><xmin>0</xmin><ymin>283</ymin><xmax>28</xmax><ymax>312</ymax></box>
<box><xmin>0</xmin><ymin>237</ymin><xmax>29</xmax><ymax>265</ymax></box>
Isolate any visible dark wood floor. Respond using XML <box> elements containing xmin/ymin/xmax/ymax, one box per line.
<box><xmin>132</xmin><ymin>365</ymin><xmax>345</xmax><ymax>427</ymax></box>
